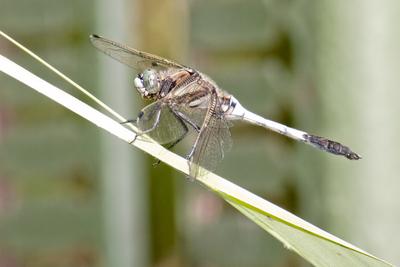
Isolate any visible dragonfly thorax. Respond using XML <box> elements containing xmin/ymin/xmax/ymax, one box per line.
<box><xmin>134</xmin><ymin>69</ymin><xmax>161</xmax><ymax>98</ymax></box>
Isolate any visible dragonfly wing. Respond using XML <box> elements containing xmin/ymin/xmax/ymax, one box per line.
<box><xmin>90</xmin><ymin>34</ymin><xmax>186</xmax><ymax>71</ymax></box>
<box><xmin>166</xmin><ymin>79</ymin><xmax>232</xmax><ymax>178</ymax></box>
<box><xmin>168</xmin><ymin>79</ymin><xmax>213</xmax><ymax>129</ymax></box>
<box><xmin>171</xmin><ymin>101</ymin><xmax>209</xmax><ymax>131</ymax></box>
<box><xmin>137</xmin><ymin>101</ymin><xmax>188</xmax><ymax>145</ymax></box>
<box><xmin>189</xmin><ymin>97</ymin><xmax>233</xmax><ymax>179</ymax></box>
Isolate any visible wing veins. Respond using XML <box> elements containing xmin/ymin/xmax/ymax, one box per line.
<box><xmin>90</xmin><ymin>34</ymin><xmax>186</xmax><ymax>70</ymax></box>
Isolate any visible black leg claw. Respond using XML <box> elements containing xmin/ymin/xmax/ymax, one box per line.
<box><xmin>121</xmin><ymin>119</ymin><xmax>137</xmax><ymax>125</ymax></box>
<box><xmin>129</xmin><ymin>133</ymin><xmax>140</xmax><ymax>144</ymax></box>
<box><xmin>152</xmin><ymin>159</ymin><xmax>161</xmax><ymax>167</ymax></box>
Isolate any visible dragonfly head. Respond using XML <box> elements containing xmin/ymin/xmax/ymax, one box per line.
<box><xmin>134</xmin><ymin>69</ymin><xmax>161</xmax><ymax>98</ymax></box>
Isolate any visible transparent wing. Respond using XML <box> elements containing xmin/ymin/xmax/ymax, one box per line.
<box><xmin>164</xmin><ymin>80</ymin><xmax>232</xmax><ymax>178</ymax></box>
<box><xmin>137</xmin><ymin>101</ymin><xmax>188</xmax><ymax>145</ymax></box>
<box><xmin>168</xmin><ymin>75</ymin><xmax>211</xmax><ymax>99</ymax></box>
<box><xmin>189</xmin><ymin>98</ymin><xmax>233</xmax><ymax>179</ymax></box>
<box><xmin>168</xmin><ymin>80</ymin><xmax>213</xmax><ymax>129</ymax></box>
<box><xmin>90</xmin><ymin>34</ymin><xmax>186</xmax><ymax>71</ymax></box>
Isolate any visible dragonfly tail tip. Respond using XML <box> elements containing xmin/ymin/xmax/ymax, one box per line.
<box><xmin>304</xmin><ymin>134</ymin><xmax>362</xmax><ymax>160</ymax></box>
<box><xmin>346</xmin><ymin>152</ymin><xmax>362</xmax><ymax>160</ymax></box>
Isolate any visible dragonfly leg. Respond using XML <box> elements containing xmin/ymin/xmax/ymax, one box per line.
<box><xmin>173</xmin><ymin>110</ymin><xmax>201</xmax><ymax>132</ymax></box>
<box><xmin>128</xmin><ymin>108</ymin><xmax>162</xmax><ymax>144</ymax></box>
<box><xmin>186</xmin><ymin>146</ymin><xmax>195</xmax><ymax>160</ymax></box>
<box><xmin>154</xmin><ymin>109</ymin><xmax>200</xmax><ymax>171</ymax></box>
<box><xmin>165</xmin><ymin>115</ymin><xmax>189</xmax><ymax>150</ymax></box>
<box><xmin>121</xmin><ymin>119</ymin><xmax>139</xmax><ymax>144</ymax></box>
<box><xmin>153</xmin><ymin>114</ymin><xmax>189</xmax><ymax>166</ymax></box>
<box><xmin>121</xmin><ymin>119</ymin><xmax>137</xmax><ymax>124</ymax></box>
<box><xmin>183</xmin><ymin>113</ymin><xmax>208</xmax><ymax>180</ymax></box>
<box><xmin>184</xmin><ymin>144</ymin><xmax>198</xmax><ymax>182</ymax></box>
<box><xmin>186</xmin><ymin>129</ymin><xmax>202</xmax><ymax>160</ymax></box>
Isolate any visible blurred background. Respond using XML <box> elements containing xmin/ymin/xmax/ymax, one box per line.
<box><xmin>1</xmin><ymin>0</ymin><xmax>399</xmax><ymax>266</ymax></box>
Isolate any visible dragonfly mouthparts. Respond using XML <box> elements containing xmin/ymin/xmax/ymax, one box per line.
<box><xmin>304</xmin><ymin>134</ymin><xmax>361</xmax><ymax>160</ymax></box>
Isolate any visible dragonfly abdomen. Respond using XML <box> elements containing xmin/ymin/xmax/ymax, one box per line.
<box><xmin>304</xmin><ymin>134</ymin><xmax>361</xmax><ymax>160</ymax></box>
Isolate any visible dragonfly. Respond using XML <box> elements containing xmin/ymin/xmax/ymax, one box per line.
<box><xmin>90</xmin><ymin>34</ymin><xmax>361</xmax><ymax>179</ymax></box>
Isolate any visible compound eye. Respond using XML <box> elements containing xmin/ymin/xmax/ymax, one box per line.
<box><xmin>133</xmin><ymin>74</ymin><xmax>146</xmax><ymax>97</ymax></box>
<box><xmin>134</xmin><ymin>75</ymin><xmax>144</xmax><ymax>89</ymax></box>
<box><xmin>142</xmin><ymin>69</ymin><xmax>160</xmax><ymax>94</ymax></box>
